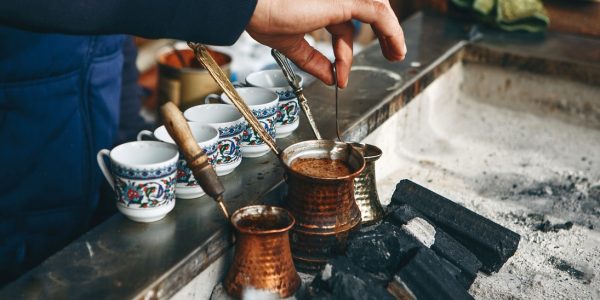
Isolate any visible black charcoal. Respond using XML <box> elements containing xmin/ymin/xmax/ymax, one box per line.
<box><xmin>438</xmin><ymin>255</ymin><xmax>473</xmax><ymax>289</ymax></box>
<box><xmin>309</xmin><ymin>256</ymin><xmax>395</xmax><ymax>300</ymax></box>
<box><xmin>396</xmin><ymin>247</ymin><xmax>474</xmax><ymax>300</ymax></box>
<box><xmin>387</xmin><ymin>205</ymin><xmax>482</xmax><ymax>288</ymax></box>
<box><xmin>387</xmin><ymin>277</ymin><xmax>417</xmax><ymax>300</ymax></box>
<box><xmin>391</xmin><ymin>180</ymin><xmax>520</xmax><ymax>273</ymax></box>
<box><xmin>346</xmin><ymin>222</ymin><xmax>422</xmax><ymax>281</ymax></box>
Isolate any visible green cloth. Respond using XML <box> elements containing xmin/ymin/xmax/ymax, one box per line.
<box><xmin>452</xmin><ymin>0</ymin><xmax>549</xmax><ymax>32</ymax></box>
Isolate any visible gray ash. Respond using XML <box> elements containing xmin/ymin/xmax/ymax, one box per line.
<box><xmin>485</xmin><ymin>171</ymin><xmax>600</xmax><ymax>229</ymax></box>
<box><xmin>518</xmin><ymin>174</ymin><xmax>586</xmax><ymax>199</ymax></box>
<box><xmin>548</xmin><ymin>256</ymin><xmax>595</xmax><ymax>284</ymax></box>
<box><xmin>535</xmin><ymin>220</ymin><xmax>573</xmax><ymax>233</ymax></box>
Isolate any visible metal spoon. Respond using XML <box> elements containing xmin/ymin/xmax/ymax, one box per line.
<box><xmin>333</xmin><ymin>63</ymin><xmax>344</xmax><ymax>143</ymax></box>
<box><xmin>271</xmin><ymin>49</ymin><xmax>323</xmax><ymax>140</ymax></box>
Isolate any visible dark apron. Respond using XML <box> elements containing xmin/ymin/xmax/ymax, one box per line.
<box><xmin>0</xmin><ymin>26</ymin><xmax>124</xmax><ymax>282</ymax></box>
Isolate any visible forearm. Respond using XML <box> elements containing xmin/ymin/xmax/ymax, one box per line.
<box><xmin>0</xmin><ymin>0</ymin><xmax>257</xmax><ymax>45</ymax></box>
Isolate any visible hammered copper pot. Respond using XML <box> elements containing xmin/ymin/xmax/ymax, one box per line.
<box><xmin>224</xmin><ymin>205</ymin><xmax>301</xmax><ymax>299</ymax></box>
<box><xmin>350</xmin><ymin>143</ymin><xmax>384</xmax><ymax>225</ymax></box>
<box><xmin>281</xmin><ymin>140</ymin><xmax>365</xmax><ymax>272</ymax></box>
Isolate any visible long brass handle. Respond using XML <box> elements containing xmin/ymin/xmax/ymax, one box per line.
<box><xmin>188</xmin><ymin>42</ymin><xmax>280</xmax><ymax>156</ymax></box>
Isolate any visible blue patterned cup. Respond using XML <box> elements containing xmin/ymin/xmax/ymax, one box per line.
<box><xmin>184</xmin><ymin>104</ymin><xmax>245</xmax><ymax>176</ymax></box>
<box><xmin>245</xmin><ymin>70</ymin><xmax>302</xmax><ymax>138</ymax></box>
<box><xmin>97</xmin><ymin>141</ymin><xmax>179</xmax><ymax>223</ymax></box>
<box><xmin>137</xmin><ymin>123</ymin><xmax>219</xmax><ymax>199</ymax></box>
<box><xmin>208</xmin><ymin>87</ymin><xmax>278</xmax><ymax>158</ymax></box>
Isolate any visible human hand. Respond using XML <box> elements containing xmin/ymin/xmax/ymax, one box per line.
<box><xmin>247</xmin><ymin>0</ymin><xmax>406</xmax><ymax>88</ymax></box>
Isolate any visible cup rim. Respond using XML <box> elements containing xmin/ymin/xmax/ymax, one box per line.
<box><xmin>110</xmin><ymin>141</ymin><xmax>179</xmax><ymax>169</ymax></box>
<box><xmin>245</xmin><ymin>69</ymin><xmax>304</xmax><ymax>90</ymax></box>
<box><xmin>280</xmin><ymin>140</ymin><xmax>366</xmax><ymax>181</ymax></box>
<box><xmin>153</xmin><ymin>123</ymin><xmax>219</xmax><ymax>147</ymax></box>
<box><xmin>348</xmin><ymin>142</ymin><xmax>383</xmax><ymax>161</ymax></box>
<box><xmin>221</xmin><ymin>87</ymin><xmax>279</xmax><ymax>109</ymax></box>
<box><xmin>184</xmin><ymin>104</ymin><xmax>245</xmax><ymax>127</ymax></box>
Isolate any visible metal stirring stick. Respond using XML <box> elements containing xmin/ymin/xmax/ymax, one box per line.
<box><xmin>271</xmin><ymin>49</ymin><xmax>323</xmax><ymax>140</ymax></box>
<box><xmin>333</xmin><ymin>63</ymin><xmax>344</xmax><ymax>143</ymax></box>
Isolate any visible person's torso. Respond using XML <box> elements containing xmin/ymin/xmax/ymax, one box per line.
<box><xmin>0</xmin><ymin>26</ymin><xmax>125</xmax><ymax>280</ymax></box>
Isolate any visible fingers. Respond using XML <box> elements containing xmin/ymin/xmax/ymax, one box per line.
<box><xmin>327</xmin><ymin>21</ymin><xmax>354</xmax><ymax>88</ymax></box>
<box><xmin>347</xmin><ymin>0</ymin><xmax>406</xmax><ymax>61</ymax></box>
<box><xmin>276</xmin><ymin>35</ymin><xmax>335</xmax><ymax>85</ymax></box>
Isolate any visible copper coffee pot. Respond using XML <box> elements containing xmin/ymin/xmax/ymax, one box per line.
<box><xmin>224</xmin><ymin>205</ymin><xmax>301</xmax><ymax>298</ymax></box>
<box><xmin>186</xmin><ymin>43</ymin><xmax>366</xmax><ymax>274</ymax></box>
<box><xmin>281</xmin><ymin>140</ymin><xmax>365</xmax><ymax>272</ymax></box>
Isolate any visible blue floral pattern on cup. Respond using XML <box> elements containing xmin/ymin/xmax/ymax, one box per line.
<box><xmin>242</xmin><ymin>106</ymin><xmax>277</xmax><ymax>146</ymax></box>
<box><xmin>275</xmin><ymin>90</ymin><xmax>297</xmax><ymax>101</ymax></box>
<box><xmin>216</xmin><ymin>123</ymin><xmax>244</xmax><ymax>165</ymax></box>
<box><xmin>113</xmin><ymin>164</ymin><xmax>177</xmax><ymax>180</ymax></box>
<box><xmin>277</xmin><ymin>99</ymin><xmax>299</xmax><ymax>126</ymax></box>
<box><xmin>176</xmin><ymin>143</ymin><xmax>218</xmax><ymax>187</ymax></box>
<box><xmin>113</xmin><ymin>165</ymin><xmax>177</xmax><ymax>208</ymax></box>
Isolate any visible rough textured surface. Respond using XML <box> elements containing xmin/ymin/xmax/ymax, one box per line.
<box><xmin>363</xmin><ymin>62</ymin><xmax>600</xmax><ymax>299</ymax></box>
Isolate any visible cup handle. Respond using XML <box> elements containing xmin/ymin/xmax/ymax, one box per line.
<box><xmin>136</xmin><ymin>130</ymin><xmax>154</xmax><ymax>141</ymax></box>
<box><xmin>96</xmin><ymin>149</ymin><xmax>115</xmax><ymax>191</ymax></box>
<box><xmin>204</xmin><ymin>94</ymin><xmax>221</xmax><ymax>104</ymax></box>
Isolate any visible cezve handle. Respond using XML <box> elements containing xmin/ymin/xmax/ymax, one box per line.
<box><xmin>160</xmin><ymin>102</ymin><xmax>229</xmax><ymax>219</ymax></box>
<box><xmin>188</xmin><ymin>42</ymin><xmax>280</xmax><ymax>156</ymax></box>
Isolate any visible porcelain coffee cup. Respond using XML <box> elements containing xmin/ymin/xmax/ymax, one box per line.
<box><xmin>245</xmin><ymin>70</ymin><xmax>302</xmax><ymax>138</ymax></box>
<box><xmin>97</xmin><ymin>141</ymin><xmax>179</xmax><ymax>223</ymax></box>
<box><xmin>137</xmin><ymin>123</ymin><xmax>219</xmax><ymax>199</ymax></box>
<box><xmin>205</xmin><ymin>87</ymin><xmax>278</xmax><ymax>158</ymax></box>
<box><xmin>184</xmin><ymin>104</ymin><xmax>245</xmax><ymax>176</ymax></box>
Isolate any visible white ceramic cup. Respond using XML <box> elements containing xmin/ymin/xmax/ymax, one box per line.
<box><xmin>137</xmin><ymin>123</ymin><xmax>219</xmax><ymax>199</ymax></box>
<box><xmin>205</xmin><ymin>87</ymin><xmax>278</xmax><ymax>158</ymax></box>
<box><xmin>184</xmin><ymin>104</ymin><xmax>245</xmax><ymax>176</ymax></box>
<box><xmin>245</xmin><ymin>70</ymin><xmax>303</xmax><ymax>138</ymax></box>
<box><xmin>97</xmin><ymin>141</ymin><xmax>179</xmax><ymax>223</ymax></box>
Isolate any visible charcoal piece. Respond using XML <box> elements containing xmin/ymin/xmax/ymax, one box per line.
<box><xmin>386</xmin><ymin>205</ymin><xmax>482</xmax><ymax>288</ymax></box>
<box><xmin>439</xmin><ymin>255</ymin><xmax>472</xmax><ymax>289</ymax></box>
<box><xmin>391</xmin><ymin>180</ymin><xmax>520</xmax><ymax>273</ymax></box>
<box><xmin>346</xmin><ymin>222</ymin><xmax>421</xmax><ymax>280</ymax></box>
<box><xmin>309</xmin><ymin>291</ymin><xmax>335</xmax><ymax>300</ymax></box>
<box><xmin>310</xmin><ymin>257</ymin><xmax>395</xmax><ymax>300</ymax></box>
<box><xmin>396</xmin><ymin>247</ymin><xmax>474</xmax><ymax>300</ymax></box>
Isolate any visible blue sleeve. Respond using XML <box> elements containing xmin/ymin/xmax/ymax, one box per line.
<box><xmin>0</xmin><ymin>0</ymin><xmax>257</xmax><ymax>45</ymax></box>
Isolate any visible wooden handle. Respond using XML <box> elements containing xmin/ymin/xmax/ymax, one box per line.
<box><xmin>160</xmin><ymin>102</ymin><xmax>229</xmax><ymax>218</ymax></box>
